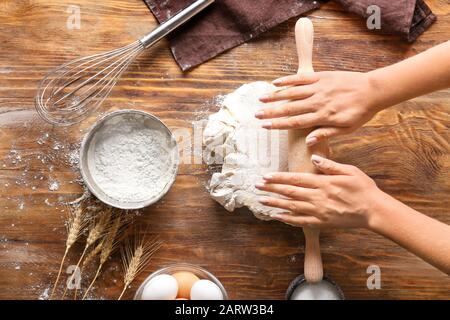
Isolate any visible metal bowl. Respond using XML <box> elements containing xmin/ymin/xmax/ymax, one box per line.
<box><xmin>286</xmin><ymin>275</ymin><xmax>345</xmax><ymax>300</ymax></box>
<box><xmin>79</xmin><ymin>109</ymin><xmax>179</xmax><ymax>209</ymax></box>
<box><xmin>134</xmin><ymin>263</ymin><xmax>228</xmax><ymax>300</ymax></box>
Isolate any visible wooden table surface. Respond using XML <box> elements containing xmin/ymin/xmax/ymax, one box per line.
<box><xmin>0</xmin><ymin>0</ymin><xmax>449</xmax><ymax>300</ymax></box>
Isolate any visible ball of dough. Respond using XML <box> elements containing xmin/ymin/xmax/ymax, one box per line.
<box><xmin>203</xmin><ymin>81</ymin><xmax>289</xmax><ymax>220</ymax></box>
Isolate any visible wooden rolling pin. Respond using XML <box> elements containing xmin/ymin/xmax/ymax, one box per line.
<box><xmin>288</xmin><ymin>18</ymin><xmax>330</xmax><ymax>283</ymax></box>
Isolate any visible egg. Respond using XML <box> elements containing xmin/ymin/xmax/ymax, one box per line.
<box><xmin>190</xmin><ymin>279</ymin><xmax>224</xmax><ymax>300</ymax></box>
<box><xmin>172</xmin><ymin>271</ymin><xmax>200</xmax><ymax>299</ymax></box>
<box><xmin>141</xmin><ymin>274</ymin><xmax>178</xmax><ymax>300</ymax></box>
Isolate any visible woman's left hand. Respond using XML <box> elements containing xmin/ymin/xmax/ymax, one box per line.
<box><xmin>256</xmin><ymin>155</ymin><xmax>386</xmax><ymax>229</ymax></box>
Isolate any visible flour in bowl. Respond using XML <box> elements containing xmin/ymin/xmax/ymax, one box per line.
<box><xmin>88</xmin><ymin>114</ymin><xmax>176</xmax><ymax>203</ymax></box>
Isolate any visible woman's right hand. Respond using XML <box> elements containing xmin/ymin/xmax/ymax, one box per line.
<box><xmin>256</xmin><ymin>71</ymin><xmax>382</xmax><ymax>146</ymax></box>
<box><xmin>256</xmin><ymin>155</ymin><xmax>385</xmax><ymax>229</ymax></box>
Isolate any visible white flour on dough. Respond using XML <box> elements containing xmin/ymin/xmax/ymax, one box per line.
<box><xmin>203</xmin><ymin>81</ymin><xmax>289</xmax><ymax>220</ymax></box>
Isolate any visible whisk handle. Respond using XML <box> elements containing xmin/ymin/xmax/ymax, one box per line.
<box><xmin>140</xmin><ymin>0</ymin><xmax>215</xmax><ymax>48</ymax></box>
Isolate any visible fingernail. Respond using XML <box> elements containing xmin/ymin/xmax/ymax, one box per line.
<box><xmin>311</xmin><ymin>154</ymin><xmax>323</xmax><ymax>165</ymax></box>
<box><xmin>255</xmin><ymin>111</ymin><xmax>264</xmax><ymax>118</ymax></box>
<box><xmin>262</xmin><ymin>121</ymin><xmax>272</xmax><ymax>129</ymax></box>
<box><xmin>306</xmin><ymin>136</ymin><xmax>318</xmax><ymax>146</ymax></box>
<box><xmin>259</xmin><ymin>94</ymin><xmax>270</xmax><ymax>101</ymax></box>
<box><xmin>255</xmin><ymin>182</ymin><xmax>265</xmax><ymax>189</ymax></box>
<box><xmin>263</xmin><ymin>173</ymin><xmax>274</xmax><ymax>180</ymax></box>
<box><xmin>272</xmin><ymin>79</ymin><xmax>282</xmax><ymax>85</ymax></box>
<box><xmin>258</xmin><ymin>197</ymin><xmax>268</xmax><ymax>204</ymax></box>
<box><xmin>271</xmin><ymin>213</ymin><xmax>285</xmax><ymax>220</ymax></box>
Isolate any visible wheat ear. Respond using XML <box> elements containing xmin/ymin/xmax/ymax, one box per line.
<box><xmin>63</xmin><ymin>208</ymin><xmax>112</xmax><ymax>299</ymax></box>
<box><xmin>82</xmin><ymin>214</ymin><xmax>124</xmax><ymax>300</ymax></box>
<box><xmin>118</xmin><ymin>235</ymin><xmax>162</xmax><ymax>300</ymax></box>
<box><xmin>50</xmin><ymin>205</ymin><xmax>88</xmax><ymax>300</ymax></box>
<box><xmin>81</xmin><ymin>240</ymin><xmax>104</xmax><ymax>269</ymax></box>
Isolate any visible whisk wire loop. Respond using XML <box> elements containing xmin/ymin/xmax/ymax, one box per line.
<box><xmin>36</xmin><ymin>41</ymin><xmax>144</xmax><ymax>125</ymax></box>
<box><xmin>35</xmin><ymin>0</ymin><xmax>215</xmax><ymax>126</ymax></box>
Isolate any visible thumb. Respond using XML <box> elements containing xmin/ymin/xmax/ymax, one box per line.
<box><xmin>306</xmin><ymin>127</ymin><xmax>346</xmax><ymax>146</ymax></box>
<box><xmin>311</xmin><ymin>155</ymin><xmax>352</xmax><ymax>175</ymax></box>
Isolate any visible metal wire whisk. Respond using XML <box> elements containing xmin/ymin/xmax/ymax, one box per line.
<box><xmin>36</xmin><ymin>0</ymin><xmax>214</xmax><ymax>126</ymax></box>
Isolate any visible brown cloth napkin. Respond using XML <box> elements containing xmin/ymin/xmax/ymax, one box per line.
<box><xmin>143</xmin><ymin>0</ymin><xmax>436</xmax><ymax>71</ymax></box>
<box><xmin>334</xmin><ymin>0</ymin><xmax>436</xmax><ymax>42</ymax></box>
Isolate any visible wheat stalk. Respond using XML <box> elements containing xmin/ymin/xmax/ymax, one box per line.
<box><xmin>63</xmin><ymin>208</ymin><xmax>112</xmax><ymax>299</ymax></box>
<box><xmin>50</xmin><ymin>204</ymin><xmax>88</xmax><ymax>300</ymax></box>
<box><xmin>87</xmin><ymin>209</ymin><xmax>112</xmax><ymax>246</ymax></box>
<box><xmin>118</xmin><ymin>234</ymin><xmax>162</xmax><ymax>300</ymax></box>
<box><xmin>79</xmin><ymin>210</ymin><xmax>121</xmax><ymax>271</ymax></box>
<box><xmin>74</xmin><ymin>239</ymin><xmax>105</xmax><ymax>300</ymax></box>
<box><xmin>81</xmin><ymin>240</ymin><xmax>104</xmax><ymax>269</ymax></box>
<box><xmin>82</xmin><ymin>213</ymin><xmax>128</xmax><ymax>300</ymax></box>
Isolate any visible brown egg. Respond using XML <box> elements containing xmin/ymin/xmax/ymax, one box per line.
<box><xmin>172</xmin><ymin>271</ymin><xmax>200</xmax><ymax>299</ymax></box>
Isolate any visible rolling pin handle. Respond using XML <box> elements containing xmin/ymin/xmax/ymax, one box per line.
<box><xmin>303</xmin><ymin>226</ymin><xmax>323</xmax><ymax>283</ymax></box>
<box><xmin>295</xmin><ymin>18</ymin><xmax>314</xmax><ymax>73</ymax></box>
<box><xmin>290</xmin><ymin>17</ymin><xmax>325</xmax><ymax>283</ymax></box>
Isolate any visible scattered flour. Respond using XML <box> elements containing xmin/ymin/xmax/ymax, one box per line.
<box><xmin>48</xmin><ymin>179</ymin><xmax>60</xmax><ymax>191</ymax></box>
<box><xmin>36</xmin><ymin>132</ymin><xmax>49</xmax><ymax>145</ymax></box>
<box><xmin>203</xmin><ymin>82</ymin><xmax>289</xmax><ymax>220</ymax></box>
<box><xmin>88</xmin><ymin>114</ymin><xmax>177</xmax><ymax>203</ymax></box>
<box><xmin>38</xmin><ymin>287</ymin><xmax>50</xmax><ymax>300</ymax></box>
<box><xmin>1</xmin><ymin>125</ymin><xmax>85</xmax><ymax>211</ymax></box>
<box><xmin>67</xmin><ymin>148</ymin><xmax>79</xmax><ymax>167</ymax></box>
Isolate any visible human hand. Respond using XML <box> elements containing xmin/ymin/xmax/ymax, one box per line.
<box><xmin>256</xmin><ymin>71</ymin><xmax>381</xmax><ymax>146</ymax></box>
<box><xmin>256</xmin><ymin>155</ymin><xmax>386</xmax><ymax>229</ymax></box>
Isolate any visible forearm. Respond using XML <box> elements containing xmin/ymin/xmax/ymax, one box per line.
<box><xmin>368</xmin><ymin>192</ymin><xmax>450</xmax><ymax>275</ymax></box>
<box><xmin>368</xmin><ymin>40</ymin><xmax>450</xmax><ymax>111</ymax></box>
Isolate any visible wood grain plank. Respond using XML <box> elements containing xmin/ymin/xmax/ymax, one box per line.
<box><xmin>0</xmin><ymin>0</ymin><xmax>449</xmax><ymax>300</ymax></box>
